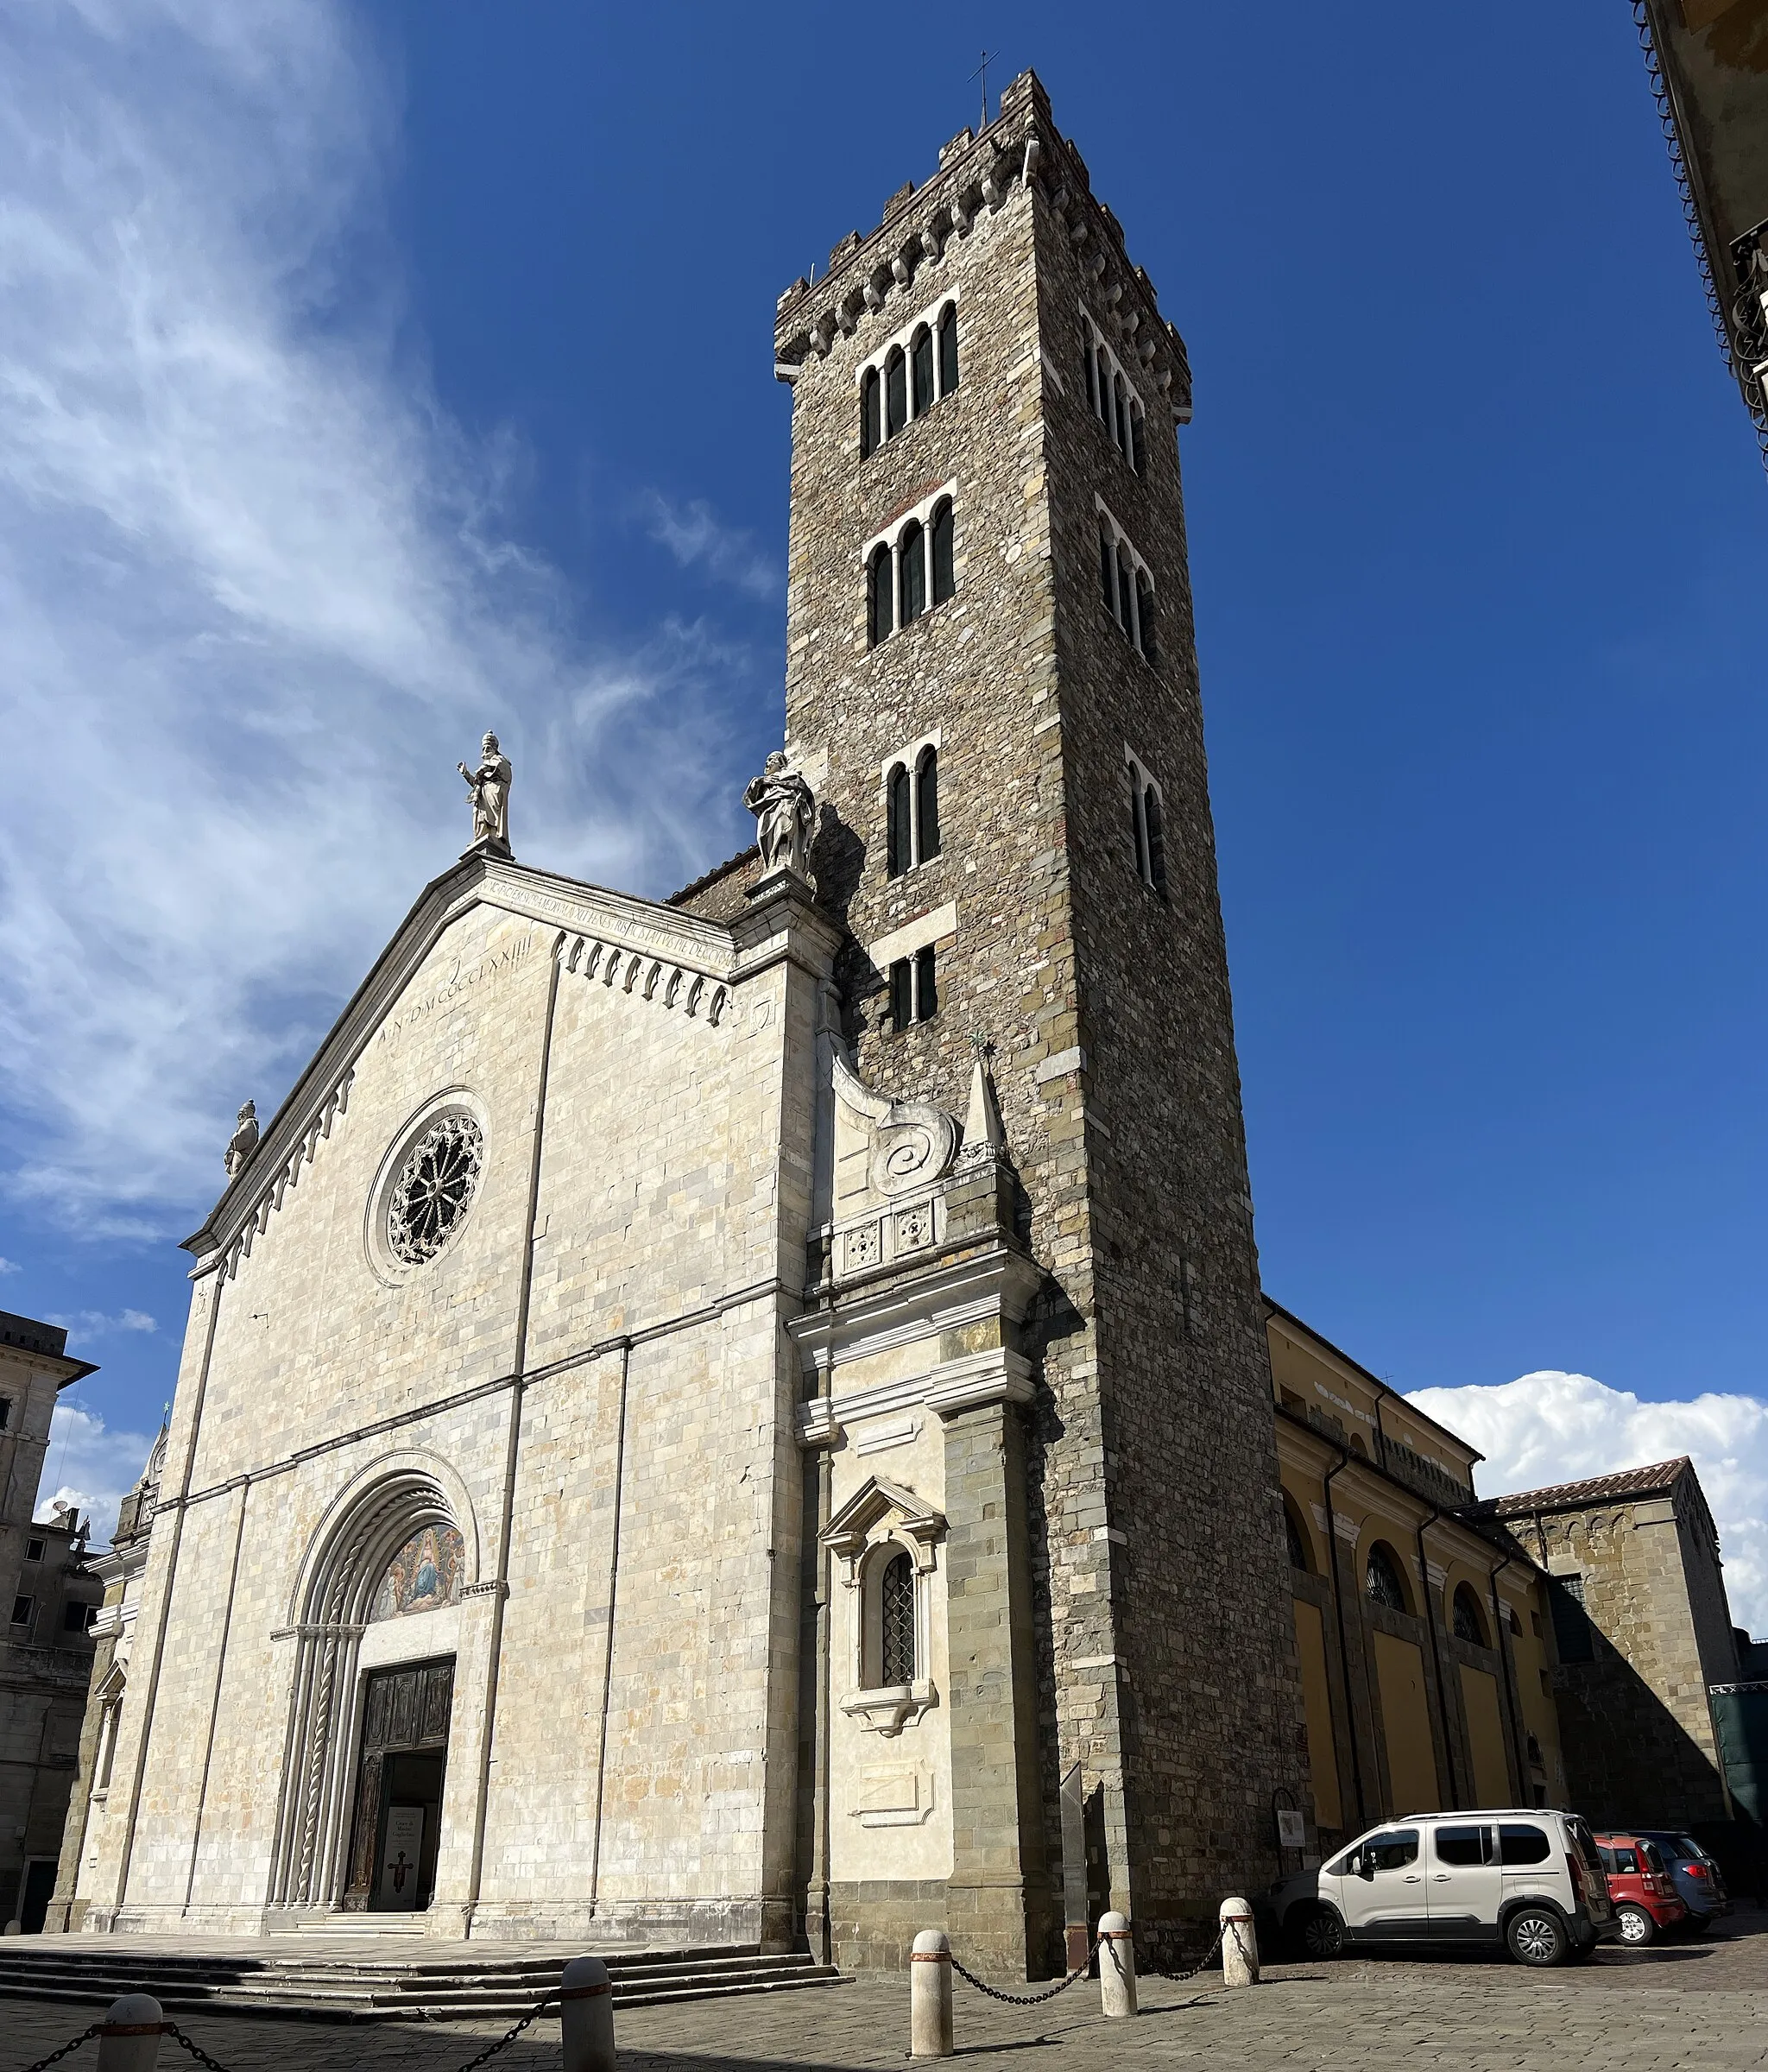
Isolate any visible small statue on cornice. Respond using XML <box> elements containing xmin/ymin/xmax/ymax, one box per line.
<box><xmin>459</xmin><ymin>731</ymin><xmax>513</xmax><ymax>856</ymax></box>
<box><xmin>224</xmin><ymin>1100</ymin><xmax>259</xmax><ymax>1178</ymax></box>
<box><xmin>744</xmin><ymin>750</ymin><xmax>815</xmax><ymax>881</ymax></box>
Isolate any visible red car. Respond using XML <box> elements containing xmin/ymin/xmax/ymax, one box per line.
<box><xmin>1594</xmin><ymin>1832</ymin><xmax>1689</xmax><ymax>1946</ymax></box>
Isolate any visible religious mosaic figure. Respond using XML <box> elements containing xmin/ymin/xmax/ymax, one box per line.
<box><xmin>744</xmin><ymin>750</ymin><xmax>815</xmax><ymax>879</ymax></box>
<box><xmin>223</xmin><ymin>1100</ymin><xmax>259</xmax><ymax>1177</ymax></box>
<box><xmin>459</xmin><ymin>731</ymin><xmax>513</xmax><ymax>852</ymax></box>
<box><xmin>369</xmin><ymin>1522</ymin><xmax>465</xmax><ymax>1621</ymax></box>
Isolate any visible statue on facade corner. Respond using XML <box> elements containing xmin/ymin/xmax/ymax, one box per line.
<box><xmin>459</xmin><ymin>731</ymin><xmax>513</xmax><ymax>852</ymax></box>
<box><xmin>224</xmin><ymin>1100</ymin><xmax>259</xmax><ymax>1178</ymax></box>
<box><xmin>744</xmin><ymin>750</ymin><xmax>815</xmax><ymax>880</ymax></box>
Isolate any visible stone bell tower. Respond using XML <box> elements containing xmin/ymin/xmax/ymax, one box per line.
<box><xmin>774</xmin><ymin>72</ymin><xmax>1308</xmax><ymax>1963</ymax></box>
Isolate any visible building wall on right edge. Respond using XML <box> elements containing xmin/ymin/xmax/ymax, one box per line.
<box><xmin>1525</xmin><ymin>1494</ymin><xmax>1735</xmax><ymax>1829</ymax></box>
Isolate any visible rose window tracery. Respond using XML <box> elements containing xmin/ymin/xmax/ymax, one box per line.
<box><xmin>386</xmin><ymin>1113</ymin><xmax>483</xmax><ymax>1264</ymax></box>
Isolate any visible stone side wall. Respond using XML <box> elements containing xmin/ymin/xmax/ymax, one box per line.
<box><xmin>1522</xmin><ymin>1494</ymin><xmax>1734</xmax><ymax>1829</ymax></box>
<box><xmin>1028</xmin><ymin>115</ymin><xmax>1308</xmax><ymax>1936</ymax></box>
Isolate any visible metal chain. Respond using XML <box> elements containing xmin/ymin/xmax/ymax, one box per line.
<box><xmin>1137</xmin><ymin>1922</ymin><xmax>1228</xmax><ymax>1982</ymax></box>
<box><xmin>165</xmin><ymin>2023</ymin><xmax>235</xmax><ymax>2072</ymax></box>
<box><xmin>20</xmin><ymin>2024</ymin><xmax>102</xmax><ymax>2072</ymax></box>
<box><xmin>438</xmin><ymin>1993</ymin><xmax>557</xmax><ymax>2072</ymax></box>
<box><xmin>948</xmin><ymin>1934</ymin><xmax>1100</xmax><ymax>2006</ymax></box>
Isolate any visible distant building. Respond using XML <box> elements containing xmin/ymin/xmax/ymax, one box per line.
<box><xmin>45</xmin><ymin>1428</ymin><xmax>165</xmax><ymax>1935</ymax></box>
<box><xmin>0</xmin><ymin>1311</ymin><xmax>101</xmax><ymax>1931</ymax></box>
<box><xmin>1635</xmin><ymin>1</ymin><xmax>1768</xmax><ymax>470</ymax></box>
<box><xmin>1472</xmin><ymin>1458</ymin><xmax>1745</xmax><ymax>1832</ymax></box>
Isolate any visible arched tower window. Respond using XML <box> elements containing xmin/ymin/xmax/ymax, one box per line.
<box><xmin>1114</xmin><ymin>371</ymin><xmax>1130</xmax><ymax>454</ymax></box>
<box><xmin>1365</xmin><ymin>1542</ymin><xmax>1410</xmax><ymax>1614</ymax></box>
<box><xmin>879</xmin><ymin>1549</ymin><xmax>917</xmax><ymax>1687</ymax></box>
<box><xmin>1452</xmin><ymin>1584</ymin><xmax>1488</xmax><ymax>1646</ymax></box>
<box><xmin>1130</xmin><ymin>398</ymin><xmax>1147</xmax><ymax>476</ymax></box>
<box><xmin>1135</xmin><ymin>570</ymin><xmax>1157</xmax><ymax>665</ymax></box>
<box><xmin>911</xmin><ymin>325</ymin><xmax>935</xmax><ymax>416</ymax></box>
<box><xmin>938</xmin><ymin>303</ymin><xmax>959</xmax><ymax>395</ymax></box>
<box><xmin>899</xmin><ymin>519</ymin><xmax>926</xmax><ymax>622</ymax></box>
<box><xmin>1116</xmin><ymin>545</ymin><xmax>1134</xmax><ymax>637</ymax></box>
<box><xmin>860</xmin><ymin>367</ymin><xmax>881</xmax><ymax>458</ymax></box>
<box><xmin>867</xmin><ymin>544</ymin><xmax>893</xmax><ymax>648</ymax></box>
<box><xmin>885</xmin><ymin>347</ymin><xmax>907</xmax><ymax>439</ymax></box>
<box><xmin>1143</xmin><ymin>784</ymin><xmax>1166</xmax><ymax>895</ymax></box>
<box><xmin>1084</xmin><ymin>323</ymin><xmax>1100</xmax><ymax>415</ymax></box>
<box><xmin>914</xmin><ymin>745</ymin><xmax>940</xmax><ymax>862</ymax></box>
<box><xmin>931</xmin><ymin>498</ymin><xmax>955</xmax><ymax>604</ymax></box>
<box><xmin>887</xmin><ymin>763</ymin><xmax>912</xmax><ymax>878</ymax></box>
<box><xmin>1099</xmin><ymin>523</ymin><xmax>1115</xmax><ymax>614</ymax></box>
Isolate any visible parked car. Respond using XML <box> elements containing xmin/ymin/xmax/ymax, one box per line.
<box><xmin>1261</xmin><ymin>1809</ymin><xmax>1618</xmax><ymax>1968</ymax></box>
<box><xmin>1593</xmin><ymin>1831</ymin><xmax>1688</xmax><ymax>1945</ymax></box>
<box><xmin>1634</xmin><ymin>1829</ymin><xmax>1732</xmax><ymax>1934</ymax></box>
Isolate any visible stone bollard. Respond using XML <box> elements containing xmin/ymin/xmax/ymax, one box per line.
<box><xmin>96</xmin><ymin>1993</ymin><xmax>167</xmax><ymax>2072</ymax></box>
<box><xmin>1219</xmin><ymin>1897</ymin><xmax>1259</xmax><ymax>1987</ymax></box>
<box><xmin>910</xmin><ymin>1928</ymin><xmax>954</xmax><ymax>2058</ymax></box>
<box><xmin>1097</xmin><ymin>1910</ymin><xmax>1138</xmax><ymax>2018</ymax></box>
<box><xmin>561</xmin><ymin>1955</ymin><xmax>616</xmax><ymax>2072</ymax></box>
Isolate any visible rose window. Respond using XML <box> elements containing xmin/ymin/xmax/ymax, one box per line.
<box><xmin>387</xmin><ymin>1114</ymin><xmax>483</xmax><ymax>1264</ymax></box>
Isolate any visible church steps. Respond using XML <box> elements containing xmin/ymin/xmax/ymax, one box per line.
<box><xmin>0</xmin><ymin>1943</ymin><xmax>843</xmax><ymax>2022</ymax></box>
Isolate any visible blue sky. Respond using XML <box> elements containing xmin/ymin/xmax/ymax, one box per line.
<box><xmin>0</xmin><ymin>4</ymin><xmax>1763</xmax><ymax>1620</ymax></box>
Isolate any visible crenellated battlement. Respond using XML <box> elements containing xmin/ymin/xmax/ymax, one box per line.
<box><xmin>774</xmin><ymin>69</ymin><xmax>1192</xmax><ymax>424</ymax></box>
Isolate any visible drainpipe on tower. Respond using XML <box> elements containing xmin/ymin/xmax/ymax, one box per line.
<box><xmin>1321</xmin><ymin>1447</ymin><xmax>1367</xmax><ymax>1830</ymax></box>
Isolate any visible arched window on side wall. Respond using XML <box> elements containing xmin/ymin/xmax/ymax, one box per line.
<box><xmin>1130</xmin><ymin>399</ymin><xmax>1147</xmax><ymax>476</ymax></box>
<box><xmin>1452</xmin><ymin>1584</ymin><xmax>1489</xmax><ymax>1646</ymax></box>
<box><xmin>931</xmin><ymin>498</ymin><xmax>955</xmax><ymax>604</ymax></box>
<box><xmin>867</xmin><ymin>544</ymin><xmax>893</xmax><ymax>648</ymax></box>
<box><xmin>1114</xmin><ymin>372</ymin><xmax>1130</xmax><ymax>455</ymax></box>
<box><xmin>899</xmin><ymin>519</ymin><xmax>926</xmax><ymax>623</ymax></box>
<box><xmin>1135</xmin><ymin>571</ymin><xmax>1157</xmax><ymax>665</ymax></box>
<box><xmin>915</xmin><ymin>745</ymin><xmax>940</xmax><ymax>862</ymax></box>
<box><xmin>1116</xmin><ymin>545</ymin><xmax>1135</xmax><ymax>639</ymax></box>
<box><xmin>879</xmin><ymin>1549</ymin><xmax>917</xmax><ymax>1688</ymax></box>
<box><xmin>1099</xmin><ymin>524</ymin><xmax>1116</xmax><ymax>615</ymax></box>
<box><xmin>1285</xmin><ymin>1499</ymin><xmax>1313</xmax><ymax>1574</ymax></box>
<box><xmin>911</xmin><ymin>325</ymin><xmax>935</xmax><ymax>416</ymax></box>
<box><xmin>885</xmin><ymin>347</ymin><xmax>908</xmax><ymax>439</ymax></box>
<box><xmin>938</xmin><ymin>303</ymin><xmax>959</xmax><ymax>396</ymax></box>
<box><xmin>887</xmin><ymin>763</ymin><xmax>912</xmax><ymax>878</ymax></box>
<box><xmin>860</xmin><ymin>368</ymin><xmax>881</xmax><ymax>458</ymax></box>
<box><xmin>1366</xmin><ymin>1542</ymin><xmax>1410</xmax><ymax>1613</ymax></box>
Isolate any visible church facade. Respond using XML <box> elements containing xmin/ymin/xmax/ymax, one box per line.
<box><xmin>65</xmin><ymin>74</ymin><xmax>1312</xmax><ymax>1973</ymax></box>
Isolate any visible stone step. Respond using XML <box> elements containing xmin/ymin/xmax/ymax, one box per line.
<box><xmin>0</xmin><ymin>1947</ymin><xmax>844</xmax><ymax>2024</ymax></box>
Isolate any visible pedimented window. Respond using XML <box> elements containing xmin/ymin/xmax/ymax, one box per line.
<box><xmin>823</xmin><ymin>1475</ymin><xmax>944</xmax><ymax>1737</ymax></box>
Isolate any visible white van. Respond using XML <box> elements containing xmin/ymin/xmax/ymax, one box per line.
<box><xmin>1261</xmin><ymin>1809</ymin><xmax>1618</xmax><ymax>1967</ymax></box>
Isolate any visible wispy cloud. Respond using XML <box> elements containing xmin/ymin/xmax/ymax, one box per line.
<box><xmin>52</xmin><ymin>1309</ymin><xmax>159</xmax><ymax>1347</ymax></box>
<box><xmin>637</xmin><ymin>490</ymin><xmax>781</xmax><ymax>600</ymax></box>
<box><xmin>0</xmin><ymin>1257</ymin><xmax>19</xmax><ymax>1275</ymax></box>
<box><xmin>0</xmin><ymin>1</ymin><xmax>750</xmax><ymax>1239</ymax></box>
<box><xmin>35</xmin><ymin>1400</ymin><xmax>157</xmax><ymax>1546</ymax></box>
<box><xmin>1408</xmin><ymin>1370</ymin><xmax>1768</xmax><ymax>1636</ymax></box>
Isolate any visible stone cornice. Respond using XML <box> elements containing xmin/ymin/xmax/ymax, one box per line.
<box><xmin>787</xmin><ymin>1242</ymin><xmax>1040</xmax><ymax>1374</ymax></box>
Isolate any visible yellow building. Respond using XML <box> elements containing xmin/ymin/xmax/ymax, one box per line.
<box><xmin>1266</xmin><ymin>1301</ymin><xmax>1566</xmax><ymax>1852</ymax></box>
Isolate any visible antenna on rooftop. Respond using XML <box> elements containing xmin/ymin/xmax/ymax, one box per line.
<box><xmin>970</xmin><ymin>47</ymin><xmax>998</xmax><ymax>132</ymax></box>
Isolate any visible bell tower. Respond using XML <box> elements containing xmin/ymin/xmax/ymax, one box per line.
<box><xmin>775</xmin><ymin>72</ymin><xmax>1307</xmax><ymax>1964</ymax></box>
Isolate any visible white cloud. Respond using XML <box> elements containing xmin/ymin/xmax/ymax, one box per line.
<box><xmin>1408</xmin><ymin>1370</ymin><xmax>1768</xmax><ymax>1639</ymax></box>
<box><xmin>33</xmin><ymin>1400</ymin><xmax>157</xmax><ymax>1548</ymax></box>
<box><xmin>0</xmin><ymin>1257</ymin><xmax>18</xmax><ymax>1274</ymax></box>
<box><xmin>0</xmin><ymin>0</ymin><xmax>750</xmax><ymax>1239</ymax></box>
<box><xmin>637</xmin><ymin>490</ymin><xmax>781</xmax><ymax>600</ymax></box>
<box><xmin>51</xmin><ymin>1308</ymin><xmax>158</xmax><ymax>1346</ymax></box>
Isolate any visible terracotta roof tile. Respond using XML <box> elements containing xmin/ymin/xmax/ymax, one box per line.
<box><xmin>1471</xmin><ymin>1456</ymin><xmax>1693</xmax><ymax>1519</ymax></box>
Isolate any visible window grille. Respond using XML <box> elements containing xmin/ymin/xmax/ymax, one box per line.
<box><xmin>1451</xmin><ymin>1584</ymin><xmax>1487</xmax><ymax>1646</ymax></box>
<box><xmin>9</xmin><ymin>1595</ymin><xmax>33</xmax><ymax>1627</ymax></box>
<box><xmin>1365</xmin><ymin>1544</ymin><xmax>1409</xmax><ymax>1612</ymax></box>
<box><xmin>880</xmin><ymin>1551</ymin><xmax>916</xmax><ymax>1687</ymax></box>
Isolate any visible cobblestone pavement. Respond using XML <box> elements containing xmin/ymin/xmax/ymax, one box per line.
<box><xmin>10</xmin><ymin>1911</ymin><xmax>1766</xmax><ymax>2071</ymax></box>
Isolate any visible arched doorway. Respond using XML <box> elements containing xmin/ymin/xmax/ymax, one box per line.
<box><xmin>268</xmin><ymin>1463</ymin><xmax>475</xmax><ymax>1916</ymax></box>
